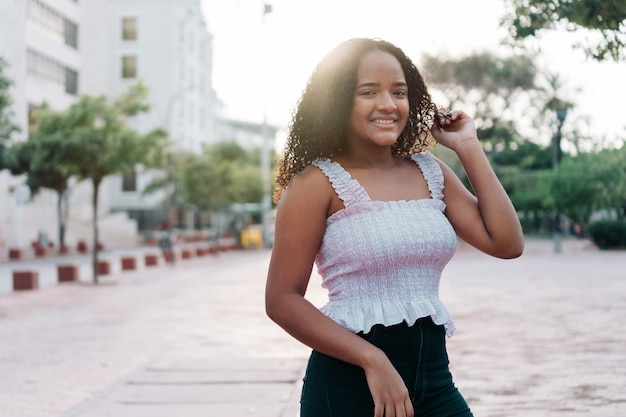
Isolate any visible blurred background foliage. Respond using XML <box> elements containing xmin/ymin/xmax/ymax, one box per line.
<box><xmin>1</xmin><ymin>0</ymin><xmax>625</xmax><ymax>248</ymax></box>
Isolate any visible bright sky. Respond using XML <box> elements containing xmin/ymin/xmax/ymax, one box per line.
<box><xmin>201</xmin><ymin>0</ymin><xmax>625</xmax><ymax>148</ymax></box>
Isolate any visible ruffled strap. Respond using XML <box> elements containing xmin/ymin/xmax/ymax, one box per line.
<box><xmin>311</xmin><ymin>158</ymin><xmax>370</xmax><ymax>207</ymax></box>
<box><xmin>411</xmin><ymin>152</ymin><xmax>445</xmax><ymax>201</ymax></box>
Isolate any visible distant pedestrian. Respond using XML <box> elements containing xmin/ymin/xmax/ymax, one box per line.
<box><xmin>265</xmin><ymin>38</ymin><xmax>524</xmax><ymax>417</ymax></box>
<box><xmin>157</xmin><ymin>220</ymin><xmax>175</xmax><ymax>263</ymax></box>
<box><xmin>572</xmin><ymin>223</ymin><xmax>583</xmax><ymax>238</ymax></box>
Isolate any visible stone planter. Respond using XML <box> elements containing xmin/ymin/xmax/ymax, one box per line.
<box><xmin>97</xmin><ymin>260</ymin><xmax>111</xmax><ymax>275</ymax></box>
<box><xmin>57</xmin><ymin>264</ymin><xmax>79</xmax><ymax>282</ymax></box>
<box><xmin>34</xmin><ymin>245</ymin><xmax>48</xmax><ymax>257</ymax></box>
<box><xmin>8</xmin><ymin>248</ymin><xmax>23</xmax><ymax>260</ymax></box>
<box><xmin>144</xmin><ymin>254</ymin><xmax>159</xmax><ymax>267</ymax></box>
<box><xmin>121</xmin><ymin>257</ymin><xmax>137</xmax><ymax>271</ymax></box>
<box><xmin>13</xmin><ymin>270</ymin><xmax>39</xmax><ymax>290</ymax></box>
<box><xmin>77</xmin><ymin>240</ymin><xmax>88</xmax><ymax>253</ymax></box>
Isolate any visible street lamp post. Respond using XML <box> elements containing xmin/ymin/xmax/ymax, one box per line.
<box><xmin>552</xmin><ymin>105</ymin><xmax>568</xmax><ymax>254</ymax></box>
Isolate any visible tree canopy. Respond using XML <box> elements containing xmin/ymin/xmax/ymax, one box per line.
<box><xmin>167</xmin><ymin>142</ymin><xmax>264</xmax><ymax>212</ymax></box>
<box><xmin>58</xmin><ymin>82</ymin><xmax>167</xmax><ymax>283</ymax></box>
<box><xmin>3</xmin><ymin>108</ymin><xmax>78</xmax><ymax>247</ymax></box>
<box><xmin>0</xmin><ymin>57</ymin><xmax>20</xmax><ymax>166</ymax></box>
<box><xmin>422</xmin><ymin>51</ymin><xmax>538</xmax><ymax>153</ymax></box>
<box><xmin>501</xmin><ymin>0</ymin><xmax>626</xmax><ymax>61</ymax></box>
<box><xmin>424</xmin><ymin>49</ymin><xmax>626</xmax><ymax>237</ymax></box>
<box><xmin>2</xmin><ymin>80</ymin><xmax>167</xmax><ymax>272</ymax></box>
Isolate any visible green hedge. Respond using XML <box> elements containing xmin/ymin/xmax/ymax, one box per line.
<box><xmin>588</xmin><ymin>219</ymin><xmax>626</xmax><ymax>250</ymax></box>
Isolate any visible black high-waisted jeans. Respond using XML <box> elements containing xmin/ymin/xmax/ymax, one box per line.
<box><xmin>300</xmin><ymin>317</ymin><xmax>473</xmax><ymax>417</ymax></box>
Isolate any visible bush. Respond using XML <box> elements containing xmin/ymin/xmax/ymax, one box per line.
<box><xmin>588</xmin><ymin>219</ymin><xmax>626</xmax><ymax>250</ymax></box>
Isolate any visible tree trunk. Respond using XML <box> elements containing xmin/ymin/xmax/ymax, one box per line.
<box><xmin>92</xmin><ymin>179</ymin><xmax>101</xmax><ymax>284</ymax></box>
<box><xmin>62</xmin><ymin>189</ymin><xmax>70</xmax><ymax>245</ymax></box>
<box><xmin>56</xmin><ymin>189</ymin><xmax>68</xmax><ymax>246</ymax></box>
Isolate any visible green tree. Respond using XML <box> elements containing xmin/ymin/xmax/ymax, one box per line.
<box><xmin>148</xmin><ymin>142</ymin><xmax>266</xmax><ymax>235</ymax></box>
<box><xmin>204</xmin><ymin>141</ymin><xmax>264</xmax><ymax>204</ymax></box>
<box><xmin>550</xmin><ymin>147</ymin><xmax>626</xmax><ymax>227</ymax></box>
<box><xmin>508</xmin><ymin>168</ymin><xmax>554</xmax><ymax>232</ymax></box>
<box><xmin>3</xmin><ymin>107</ymin><xmax>77</xmax><ymax>247</ymax></box>
<box><xmin>589</xmin><ymin>146</ymin><xmax>626</xmax><ymax>218</ymax></box>
<box><xmin>549</xmin><ymin>155</ymin><xmax>600</xmax><ymax>225</ymax></box>
<box><xmin>422</xmin><ymin>51</ymin><xmax>537</xmax><ymax>153</ymax></box>
<box><xmin>63</xmin><ymin>82</ymin><xmax>167</xmax><ymax>283</ymax></box>
<box><xmin>0</xmin><ymin>57</ymin><xmax>20</xmax><ymax>166</ymax></box>
<box><xmin>489</xmin><ymin>140</ymin><xmax>555</xmax><ymax>233</ymax></box>
<box><xmin>494</xmin><ymin>139</ymin><xmax>553</xmax><ymax>170</ymax></box>
<box><xmin>501</xmin><ymin>0</ymin><xmax>626</xmax><ymax>61</ymax></box>
<box><xmin>178</xmin><ymin>142</ymin><xmax>264</xmax><ymax>215</ymax></box>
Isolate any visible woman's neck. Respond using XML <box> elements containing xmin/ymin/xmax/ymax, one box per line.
<box><xmin>334</xmin><ymin>146</ymin><xmax>398</xmax><ymax>169</ymax></box>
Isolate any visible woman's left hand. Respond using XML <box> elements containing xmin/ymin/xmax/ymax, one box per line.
<box><xmin>430</xmin><ymin>110</ymin><xmax>478</xmax><ymax>151</ymax></box>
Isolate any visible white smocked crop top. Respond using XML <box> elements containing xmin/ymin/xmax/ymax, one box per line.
<box><xmin>311</xmin><ymin>151</ymin><xmax>458</xmax><ymax>337</ymax></box>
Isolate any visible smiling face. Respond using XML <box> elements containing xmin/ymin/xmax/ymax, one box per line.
<box><xmin>344</xmin><ymin>50</ymin><xmax>409</xmax><ymax>153</ymax></box>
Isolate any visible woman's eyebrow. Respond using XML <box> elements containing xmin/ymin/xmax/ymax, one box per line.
<box><xmin>356</xmin><ymin>81</ymin><xmax>408</xmax><ymax>88</ymax></box>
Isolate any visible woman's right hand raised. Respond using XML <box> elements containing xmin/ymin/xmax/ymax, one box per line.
<box><xmin>363</xmin><ymin>352</ymin><xmax>414</xmax><ymax>417</ymax></box>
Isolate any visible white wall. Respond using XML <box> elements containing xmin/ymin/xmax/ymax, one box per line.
<box><xmin>106</xmin><ymin>0</ymin><xmax>219</xmax><ymax>214</ymax></box>
<box><xmin>0</xmin><ymin>0</ymin><xmax>136</xmax><ymax>249</ymax></box>
<box><xmin>0</xmin><ymin>0</ymin><xmax>238</xmax><ymax>247</ymax></box>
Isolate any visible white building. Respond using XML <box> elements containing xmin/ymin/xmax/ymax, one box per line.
<box><xmin>103</xmin><ymin>0</ymin><xmax>220</xmax><ymax>232</ymax></box>
<box><xmin>0</xmin><ymin>0</ymin><xmax>108</xmax><ymax>249</ymax></box>
<box><xmin>0</xmin><ymin>0</ymin><xmax>275</xmax><ymax>249</ymax></box>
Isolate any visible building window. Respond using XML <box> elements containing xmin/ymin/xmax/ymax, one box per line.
<box><xmin>122</xmin><ymin>170</ymin><xmax>137</xmax><ymax>192</ymax></box>
<box><xmin>28</xmin><ymin>0</ymin><xmax>79</xmax><ymax>49</ymax></box>
<box><xmin>121</xmin><ymin>17</ymin><xmax>137</xmax><ymax>41</ymax></box>
<box><xmin>28</xmin><ymin>104</ymin><xmax>40</xmax><ymax>133</ymax></box>
<box><xmin>121</xmin><ymin>56</ymin><xmax>137</xmax><ymax>78</ymax></box>
<box><xmin>65</xmin><ymin>68</ymin><xmax>78</xmax><ymax>95</ymax></box>
<box><xmin>64</xmin><ymin>19</ymin><xmax>78</xmax><ymax>48</ymax></box>
<box><xmin>27</xmin><ymin>49</ymin><xmax>78</xmax><ymax>95</ymax></box>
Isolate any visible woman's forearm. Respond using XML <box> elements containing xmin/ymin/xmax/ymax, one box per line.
<box><xmin>266</xmin><ymin>292</ymin><xmax>385</xmax><ymax>369</ymax></box>
<box><xmin>454</xmin><ymin>139</ymin><xmax>524</xmax><ymax>256</ymax></box>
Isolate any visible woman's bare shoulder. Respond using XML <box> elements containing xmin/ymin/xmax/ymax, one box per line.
<box><xmin>277</xmin><ymin>164</ymin><xmax>334</xmax><ymax>213</ymax></box>
<box><xmin>288</xmin><ymin>164</ymin><xmax>332</xmax><ymax>194</ymax></box>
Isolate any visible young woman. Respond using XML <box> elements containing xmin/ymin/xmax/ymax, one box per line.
<box><xmin>265</xmin><ymin>38</ymin><xmax>524</xmax><ymax>417</ymax></box>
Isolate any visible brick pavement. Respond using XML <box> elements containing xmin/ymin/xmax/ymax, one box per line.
<box><xmin>442</xmin><ymin>239</ymin><xmax>626</xmax><ymax>416</ymax></box>
<box><xmin>0</xmin><ymin>238</ymin><xmax>625</xmax><ymax>417</ymax></box>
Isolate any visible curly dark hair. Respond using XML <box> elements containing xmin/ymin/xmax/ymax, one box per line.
<box><xmin>274</xmin><ymin>38</ymin><xmax>441</xmax><ymax>202</ymax></box>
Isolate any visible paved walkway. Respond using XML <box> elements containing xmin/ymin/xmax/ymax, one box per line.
<box><xmin>0</xmin><ymin>238</ymin><xmax>625</xmax><ymax>417</ymax></box>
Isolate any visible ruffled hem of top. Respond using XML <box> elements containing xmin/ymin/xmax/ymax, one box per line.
<box><xmin>411</xmin><ymin>152</ymin><xmax>445</xmax><ymax>201</ymax></box>
<box><xmin>320</xmin><ymin>299</ymin><xmax>456</xmax><ymax>337</ymax></box>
